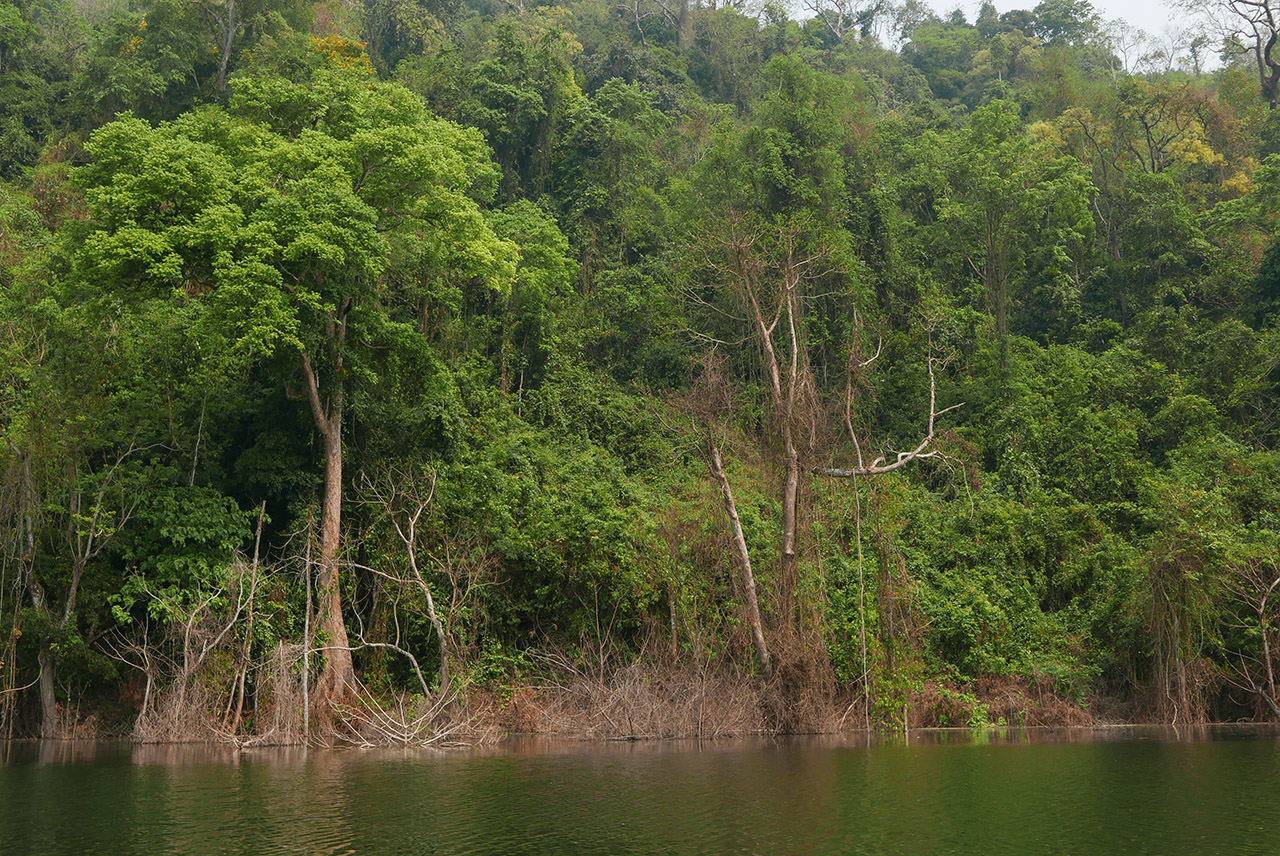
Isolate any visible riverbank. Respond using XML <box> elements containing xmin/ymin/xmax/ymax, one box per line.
<box><xmin>7</xmin><ymin>661</ymin><xmax>1145</xmax><ymax>746</ymax></box>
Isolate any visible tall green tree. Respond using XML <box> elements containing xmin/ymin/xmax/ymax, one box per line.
<box><xmin>69</xmin><ymin>55</ymin><xmax>518</xmax><ymax>708</ymax></box>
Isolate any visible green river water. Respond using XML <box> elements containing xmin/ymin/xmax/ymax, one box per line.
<box><xmin>2</xmin><ymin>726</ymin><xmax>1278</xmax><ymax>855</ymax></box>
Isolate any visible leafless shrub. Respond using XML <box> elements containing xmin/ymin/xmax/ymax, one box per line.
<box><xmin>133</xmin><ymin>680</ymin><xmax>224</xmax><ymax>744</ymax></box>
<box><xmin>326</xmin><ymin>674</ymin><xmax>486</xmax><ymax>747</ymax></box>
<box><xmin>1222</xmin><ymin>556</ymin><xmax>1280</xmax><ymax>721</ymax></box>
<box><xmin>758</xmin><ymin>631</ymin><xmax>839</xmax><ymax>735</ymax></box>
<box><xmin>243</xmin><ymin>642</ymin><xmax>306</xmax><ymax>746</ymax></box>
<box><xmin>463</xmin><ymin>645</ymin><xmax>838</xmax><ymax>739</ymax></box>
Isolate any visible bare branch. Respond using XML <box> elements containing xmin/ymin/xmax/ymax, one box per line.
<box><xmin>819</xmin><ymin>353</ymin><xmax>962</xmax><ymax>478</ymax></box>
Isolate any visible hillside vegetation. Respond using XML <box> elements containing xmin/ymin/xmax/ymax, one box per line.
<box><xmin>2</xmin><ymin>0</ymin><xmax>1280</xmax><ymax>740</ymax></box>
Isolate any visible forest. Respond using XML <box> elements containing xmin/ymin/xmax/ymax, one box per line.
<box><xmin>1</xmin><ymin>0</ymin><xmax>1279</xmax><ymax>743</ymax></box>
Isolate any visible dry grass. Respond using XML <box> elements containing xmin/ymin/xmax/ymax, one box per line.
<box><xmin>133</xmin><ymin>682</ymin><xmax>225</xmax><ymax>744</ymax></box>
<box><xmin>465</xmin><ymin>658</ymin><xmax>768</xmax><ymax>739</ymax></box>
<box><xmin>911</xmin><ymin>675</ymin><xmax>1094</xmax><ymax>728</ymax></box>
<box><xmin>110</xmin><ymin>624</ymin><xmax>1114</xmax><ymax>745</ymax></box>
<box><xmin>133</xmin><ymin>642</ymin><xmax>307</xmax><ymax>746</ymax></box>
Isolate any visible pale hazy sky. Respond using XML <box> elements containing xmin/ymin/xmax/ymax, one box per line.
<box><xmin>929</xmin><ymin>0</ymin><xmax>1179</xmax><ymax>32</ymax></box>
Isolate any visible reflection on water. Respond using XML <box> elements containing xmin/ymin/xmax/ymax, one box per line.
<box><xmin>2</xmin><ymin>726</ymin><xmax>1279</xmax><ymax>855</ymax></box>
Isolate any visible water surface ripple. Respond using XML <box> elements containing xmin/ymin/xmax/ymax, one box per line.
<box><xmin>2</xmin><ymin>726</ymin><xmax>1278</xmax><ymax>855</ymax></box>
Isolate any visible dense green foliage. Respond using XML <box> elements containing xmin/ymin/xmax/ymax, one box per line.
<box><xmin>2</xmin><ymin>0</ymin><xmax>1279</xmax><ymax>737</ymax></box>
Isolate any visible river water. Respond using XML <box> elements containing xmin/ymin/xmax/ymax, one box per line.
<box><xmin>2</xmin><ymin>726</ymin><xmax>1279</xmax><ymax>855</ymax></box>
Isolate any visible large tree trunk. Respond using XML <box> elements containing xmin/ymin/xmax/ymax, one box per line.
<box><xmin>315</xmin><ymin>405</ymin><xmax>354</xmax><ymax>702</ymax></box>
<box><xmin>707</xmin><ymin>438</ymin><xmax>772</xmax><ymax>678</ymax></box>
<box><xmin>36</xmin><ymin>642</ymin><xmax>57</xmax><ymax>738</ymax></box>
<box><xmin>1259</xmin><ymin>31</ymin><xmax>1280</xmax><ymax>110</ymax></box>
<box><xmin>776</xmin><ymin>252</ymin><xmax>805</xmax><ymax>628</ymax></box>
<box><xmin>676</xmin><ymin>0</ymin><xmax>694</xmax><ymax>48</ymax></box>
<box><xmin>302</xmin><ymin>350</ymin><xmax>355</xmax><ymax>711</ymax></box>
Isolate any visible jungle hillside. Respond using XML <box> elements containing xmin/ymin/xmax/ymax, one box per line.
<box><xmin>3</xmin><ymin>0</ymin><xmax>1280</xmax><ymax>742</ymax></box>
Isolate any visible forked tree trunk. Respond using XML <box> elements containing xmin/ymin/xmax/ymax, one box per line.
<box><xmin>1258</xmin><ymin>31</ymin><xmax>1280</xmax><ymax>110</ymax></box>
<box><xmin>710</xmin><ymin>218</ymin><xmax>819</xmax><ymax>664</ymax></box>
<box><xmin>205</xmin><ymin>0</ymin><xmax>237</xmax><ymax>97</ymax></box>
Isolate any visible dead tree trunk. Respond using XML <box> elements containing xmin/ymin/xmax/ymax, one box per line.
<box><xmin>692</xmin><ymin>217</ymin><xmax>832</xmax><ymax>670</ymax></box>
<box><xmin>204</xmin><ymin>0</ymin><xmax>238</xmax><ymax>98</ymax></box>
<box><xmin>694</xmin><ymin>214</ymin><xmax>958</xmax><ymax>697</ymax></box>
<box><xmin>401</xmin><ymin>497</ymin><xmax>450</xmax><ymax>692</ymax></box>
<box><xmin>1263</xmin><ymin>576</ymin><xmax>1279</xmax><ymax>715</ymax></box>
<box><xmin>723</xmin><ymin>221</ymin><xmax>817</xmax><ymax>630</ymax></box>
<box><xmin>816</xmin><ymin>355</ymin><xmax>960</xmax><ymax>480</ymax></box>
<box><xmin>1226</xmin><ymin>0</ymin><xmax>1280</xmax><ymax>109</ymax></box>
<box><xmin>776</xmin><ymin>241</ymin><xmax>808</xmax><ymax>627</ymax></box>
<box><xmin>707</xmin><ymin>438</ymin><xmax>771</xmax><ymax>678</ymax></box>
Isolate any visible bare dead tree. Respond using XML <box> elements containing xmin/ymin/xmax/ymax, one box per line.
<box><xmin>686</xmin><ymin>212</ymin><xmax>824</xmax><ymax>675</ymax></box>
<box><xmin>1219</xmin><ymin>0</ymin><xmax>1280</xmax><ymax>108</ymax></box>
<box><xmin>172</xmin><ymin>558</ymin><xmax>259</xmax><ymax>718</ymax></box>
<box><xmin>225</xmin><ymin>501</ymin><xmax>266</xmax><ymax>732</ymax></box>
<box><xmin>802</xmin><ymin>313</ymin><xmax>963</xmax><ymax>729</ymax></box>
<box><xmin>201</xmin><ymin>0</ymin><xmax>237</xmax><ymax>97</ymax></box>
<box><xmin>816</xmin><ymin>353</ymin><xmax>962</xmax><ymax>479</ymax></box>
<box><xmin>321</xmin><ymin>541</ymin><xmax>468</xmax><ymax>746</ymax></box>
<box><xmin>358</xmin><ymin>468</ymin><xmax>451</xmax><ymax>692</ymax></box>
<box><xmin>329</xmin><ymin>671</ymin><xmax>467</xmax><ymax>746</ymax></box>
<box><xmin>1101</xmin><ymin>19</ymin><xmax>1151</xmax><ymax>77</ymax></box>
<box><xmin>689</xmin><ymin>213</ymin><xmax>961</xmax><ymax>694</ymax></box>
<box><xmin>803</xmin><ymin>0</ymin><xmax>889</xmax><ymax>41</ymax></box>
<box><xmin>102</xmin><ymin>547</ymin><xmax>268</xmax><ymax>741</ymax></box>
<box><xmin>614</xmin><ymin>0</ymin><xmax>658</xmax><ymax>47</ymax></box>
<box><xmin>1223</xmin><ymin>556</ymin><xmax>1280</xmax><ymax>719</ymax></box>
<box><xmin>707</xmin><ymin>433</ymin><xmax>773</xmax><ymax>678</ymax></box>
<box><xmin>684</xmin><ymin>341</ymin><xmax>775</xmax><ymax>679</ymax></box>
<box><xmin>700</xmin><ymin>216</ymin><xmax>827</xmax><ymax>627</ymax></box>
